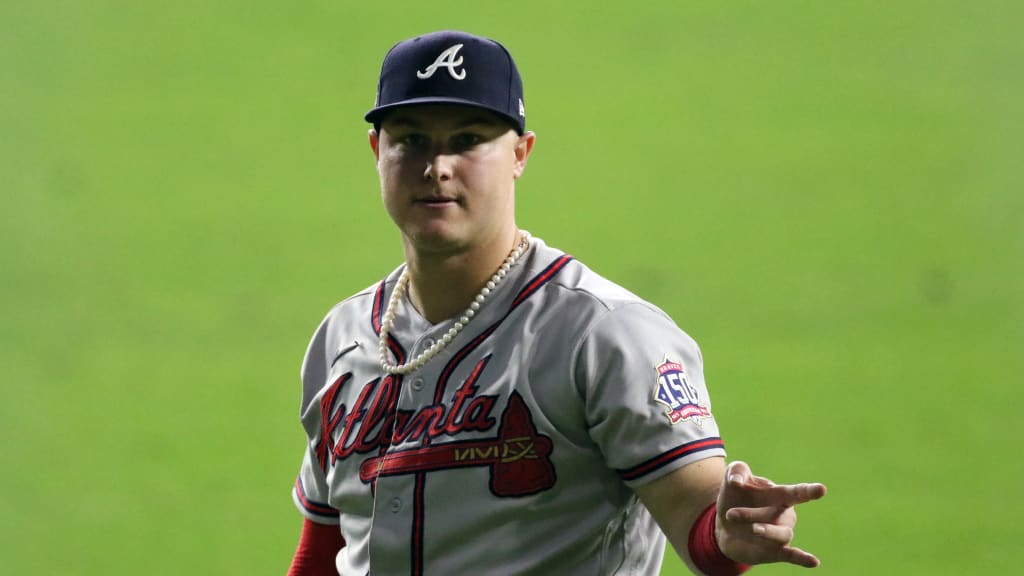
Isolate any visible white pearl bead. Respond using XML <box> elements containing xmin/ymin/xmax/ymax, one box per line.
<box><xmin>379</xmin><ymin>230</ymin><xmax>530</xmax><ymax>375</ymax></box>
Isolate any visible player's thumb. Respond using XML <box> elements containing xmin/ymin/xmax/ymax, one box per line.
<box><xmin>725</xmin><ymin>460</ymin><xmax>752</xmax><ymax>487</ymax></box>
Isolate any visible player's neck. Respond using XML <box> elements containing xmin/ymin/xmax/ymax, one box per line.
<box><xmin>403</xmin><ymin>228</ymin><xmax>521</xmax><ymax>324</ymax></box>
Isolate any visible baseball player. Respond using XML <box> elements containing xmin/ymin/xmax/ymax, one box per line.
<box><xmin>287</xmin><ymin>30</ymin><xmax>826</xmax><ymax>576</ymax></box>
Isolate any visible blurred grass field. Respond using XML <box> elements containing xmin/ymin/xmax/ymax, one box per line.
<box><xmin>2</xmin><ymin>1</ymin><xmax>1021</xmax><ymax>574</ymax></box>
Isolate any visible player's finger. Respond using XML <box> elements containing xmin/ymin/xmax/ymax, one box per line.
<box><xmin>751</xmin><ymin>522</ymin><xmax>794</xmax><ymax>545</ymax></box>
<box><xmin>739</xmin><ymin>481</ymin><xmax>827</xmax><ymax>508</ymax></box>
<box><xmin>770</xmin><ymin>482</ymin><xmax>827</xmax><ymax>507</ymax></box>
<box><xmin>778</xmin><ymin>545</ymin><xmax>821</xmax><ymax>568</ymax></box>
<box><xmin>724</xmin><ymin>505</ymin><xmax>786</xmax><ymax>524</ymax></box>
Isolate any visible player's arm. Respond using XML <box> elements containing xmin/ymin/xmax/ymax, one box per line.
<box><xmin>633</xmin><ymin>456</ymin><xmax>728</xmax><ymax>575</ymax></box>
<box><xmin>286</xmin><ymin>518</ymin><xmax>345</xmax><ymax>576</ymax></box>
<box><xmin>289</xmin><ymin>315</ymin><xmax>346</xmax><ymax>575</ymax></box>
<box><xmin>634</xmin><ymin>457</ymin><xmax>827</xmax><ymax>575</ymax></box>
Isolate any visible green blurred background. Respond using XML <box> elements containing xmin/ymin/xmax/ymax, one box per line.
<box><xmin>3</xmin><ymin>1</ymin><xmax>1021</xmax><ymax>574</ymax></box>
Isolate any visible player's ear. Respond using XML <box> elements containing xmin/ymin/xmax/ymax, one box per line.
<box><xmin>369</xmin><ymin>129</ymin><xmax>381</xmax><ymax>162</ymax></box>
<box><xmin>512</xmin><ymin>131</ymin><xmax>535</xmax><ymax>179</ymax></box>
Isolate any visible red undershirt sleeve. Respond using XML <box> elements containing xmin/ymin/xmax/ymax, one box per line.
<box><xmin>287</xmin><ymin>518</ymin><xmax>346</xmax><ymax>576</ymax></box>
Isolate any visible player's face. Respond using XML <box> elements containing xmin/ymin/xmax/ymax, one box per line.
<box><xmin>370</xmin><ymin>105</ymin><xmax>534</xmax><ymax>257</ymax></box>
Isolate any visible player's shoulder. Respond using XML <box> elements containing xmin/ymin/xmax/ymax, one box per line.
<box><xmin>298</xmin><ymin>267</ymin><xmax>402</xmax><ymax>406</ymax></box>
<box><xmin>529</xmin><ymin>237</ymin><xmax>667</xmax><ymax>316</ymax></box>
<box><xmin>526</xmin><ymin>237</ymin><xmax>697</xmax><ymax>347</ymax></box>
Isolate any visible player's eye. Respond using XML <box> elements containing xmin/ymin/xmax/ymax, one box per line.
<box><xmin>451</xmin><ymin>133</ymin><xmax>483</xmax><ymax>151</ymax></box>
<box><xmin>400</xmin><ymin>133</ymin><xmax>429</xmax><ymax>148</ymax></box>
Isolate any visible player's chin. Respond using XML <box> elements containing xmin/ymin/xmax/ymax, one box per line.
<box><xmin>403</xmin><ymin>221</ymin><xmax>468</xmax><ymax>254</ymax></box>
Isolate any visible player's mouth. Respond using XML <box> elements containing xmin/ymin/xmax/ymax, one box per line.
<box><xmin>415</xmin><ymin>196</ymin><xmax>460</xmax><ymax>207</ymax></box>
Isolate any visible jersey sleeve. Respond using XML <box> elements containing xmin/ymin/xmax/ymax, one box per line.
<box><xmin>291</xmin><ymin>314</ymin><xmax>341</xmax><ymax>525</ymax></box>
<box><xmin>574</xmin><ymin>303</ymin><xmax>727</xmax><ymax>488</ymax></box>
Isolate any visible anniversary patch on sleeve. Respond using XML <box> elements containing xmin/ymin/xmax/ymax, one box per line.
<box><xmin>653</xmin><ymin>357</ymin><xmax>713</xmax><ymax>427</ymax></box>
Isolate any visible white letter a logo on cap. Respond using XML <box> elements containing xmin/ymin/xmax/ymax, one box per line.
<box><xmin>417</xmin><ymin>44</ymin><xmax>467</xmax><ymax>80</ymax></box>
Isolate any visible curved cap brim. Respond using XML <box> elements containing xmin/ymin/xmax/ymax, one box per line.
<box><xmin>365</xmin><ymin>97</ymin><xmax>524</xmax><ymax>134</ymax></box>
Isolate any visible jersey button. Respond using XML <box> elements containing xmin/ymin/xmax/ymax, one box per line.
<box><xmin>389</xmin><ymin>497</ymin><xmax>402</xmax><ymax>513</ymax></box>
<box><xmin>423</xmin><ymin>338</ymin><xmax>435</xmax><ymax>350</ymax></box>
<box><xmin>411</xmin><ymin>378</ymin><xmax>424</xmax><ymax>391</ymax></box>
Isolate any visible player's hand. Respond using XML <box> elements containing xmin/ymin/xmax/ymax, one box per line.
<box><xmin>715</xmin><ymin>460</ymin><xmax>827</xmax><ymax>568</ymax></box>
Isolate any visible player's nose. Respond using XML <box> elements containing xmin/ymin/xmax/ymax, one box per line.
<box><xmin>423</xmin><ymin>154</ymin><xmax>454</xmax><ymax>182</ymax></box>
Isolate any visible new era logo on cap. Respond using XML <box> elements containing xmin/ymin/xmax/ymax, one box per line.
<box><xmin>365</xmin><ymin>31</ymin><xmax>526</xmax><ymax>134</ymax></box>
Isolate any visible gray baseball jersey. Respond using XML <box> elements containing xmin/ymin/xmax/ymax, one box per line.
<box><xmin>292</xmin><ymin>236</ymin><xmax>726</xmax><ymax>575</ymax></box>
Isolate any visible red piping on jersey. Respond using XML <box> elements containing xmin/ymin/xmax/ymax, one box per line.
<box><xmin>510</xmin><ymin>253</ymin><xmax>575</xmax><ymax>309</ymax></box>
<box><xmin>372</xmin><ymin>279</ymin><xmax>407</xmax><ymax>361</ymax></box>
<box><xmin>412</xmin><ymin>473</ymin><xmax>426</xmax><ymax>576</ymax></box>
<box><xmin>294</xmin><ymin>476</ymin><xmax>339</xmax><ymax>517</ymax></box>
<box><xmin>617</xmin><ymin>437</ymin><xmax>725</xmax><ymax>481</ymax></box>
<box><xmin>435</xmin><ymin>254</ymin><xmax>575</xmax><ymax>404</ymax></box>
<box><xmin>372</xmin><ymin>280</ymin><xmax>386</xmax><ymax>335</ymax></box>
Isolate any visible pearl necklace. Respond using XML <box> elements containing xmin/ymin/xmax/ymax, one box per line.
<box><xmin>379</xmin><ymin>231</ymin><xmax>532</xmax><ymax>375</ymax></box>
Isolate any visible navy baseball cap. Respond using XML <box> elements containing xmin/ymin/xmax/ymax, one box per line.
<box><xmin>365</xmin><ymin>30</ymin><xmax>526</xmax><ymax>134</ymax></box>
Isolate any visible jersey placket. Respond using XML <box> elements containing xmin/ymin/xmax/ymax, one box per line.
<box><xmin>367</xmin><ymin>330</ymin><xmax>447</xmax><ymax>575</ymax></box>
